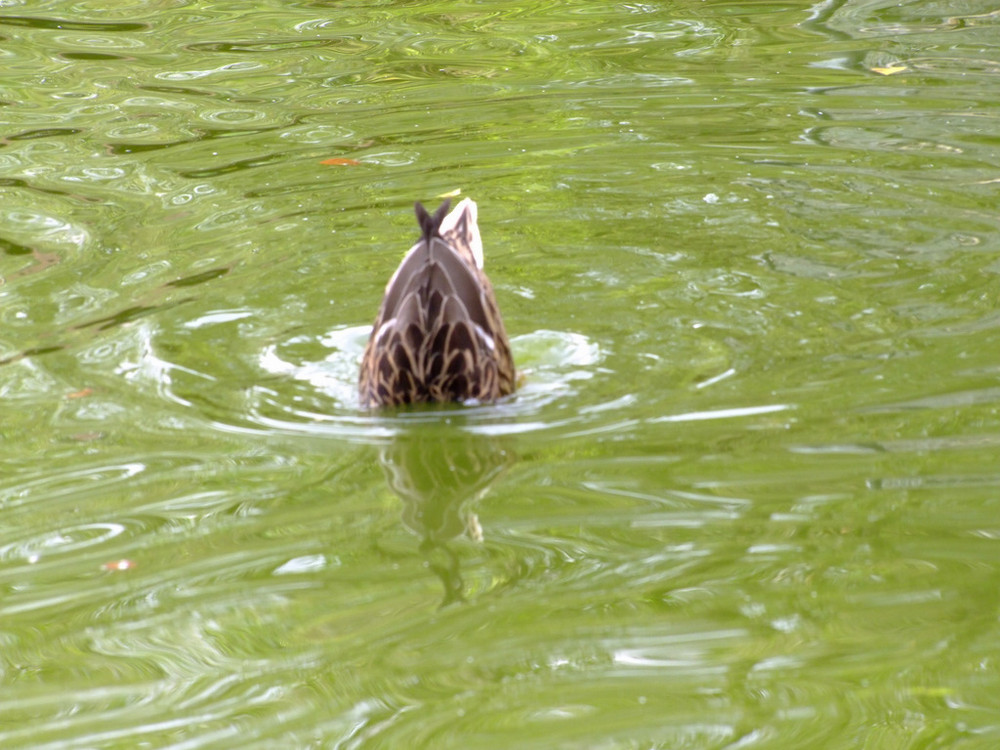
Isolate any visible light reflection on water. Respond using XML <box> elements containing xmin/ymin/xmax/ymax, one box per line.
<box><xmin>2</xmin><ymin>0</ymin><xmax>1000</xmax><ymax>747</ymax></box>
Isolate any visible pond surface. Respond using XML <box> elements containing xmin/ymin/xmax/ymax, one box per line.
<box><xmin>3</xmin><ymin>0</ymin><xmax>1000</xmax><ymax>747</ymax></box>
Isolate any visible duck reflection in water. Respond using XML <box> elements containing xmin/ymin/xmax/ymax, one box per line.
<box><xmin>378</xmin><ymin>426</ymin><xmax>513</xmax><ymax>606</ymax></box>
<box><xmin>360</xmin><ymin>197</ymin><xmax>518</xmax><ymax>605</ymax></box>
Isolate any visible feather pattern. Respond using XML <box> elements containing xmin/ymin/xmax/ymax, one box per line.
<box><xmin>359</xmin><ymin>198</ymin><xmax>516</xmax><ymax>408</ymax></box>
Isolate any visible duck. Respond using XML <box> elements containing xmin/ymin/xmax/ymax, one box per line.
<box><xmin>359</xmin><ymin>198</ymin><xmax>516</xmax><ymax>408</ymax></box>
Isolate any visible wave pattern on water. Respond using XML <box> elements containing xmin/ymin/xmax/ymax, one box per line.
<box><xmin>3</xmin><ymin>0</ymin><xmax>1000</xmax><ymax>747</ymax></box>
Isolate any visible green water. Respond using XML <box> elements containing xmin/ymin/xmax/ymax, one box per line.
<box><xmin>3</xmin><ymin>0</ymin><xmax>1000</xmax><ymax>747</ymax></box>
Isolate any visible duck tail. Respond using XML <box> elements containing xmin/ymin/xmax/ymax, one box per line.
<box><xmin>414</xmin><ymin>199</ymin><xmax>451</xmax><ymax>242</ymax></box>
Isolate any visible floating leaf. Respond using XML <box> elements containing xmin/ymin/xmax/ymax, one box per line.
<box><xmin>320</xmin><ymin>157</ymin><xmax>362</xmax><ymax>166</ymax></box>
<box><xmin>871</xmin><ymin>64</ymin><xmax>907</xmax><ymax>76</ymax></box>
<box><xmin>102</xmin><ymin>559</ymin><xmax>136</xmax><ymax>572</ymax></box>
<box><xmin>436</xmin><ymin>188</ymin><xmax>462</xmax><ymax>198</ymax></box>
<box><xmin>66</xmin><ymin>387</ymin><xmax>94</xmax><ymax>399</ymax></box>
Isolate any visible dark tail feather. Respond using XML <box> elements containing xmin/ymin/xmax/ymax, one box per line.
<box><xmin>414</xmin><ymin>199</ymin><xmax>452</xmax><ymax>242</ymax></box>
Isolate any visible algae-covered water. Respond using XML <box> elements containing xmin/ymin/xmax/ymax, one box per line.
<box><xmin>3</xmin><ymin>1</ymin><xmax>1000</xmax><ymax>747</ymax></box>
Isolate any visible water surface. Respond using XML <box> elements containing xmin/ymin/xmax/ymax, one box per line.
<box><xmin>2</xmin><ymin>1</ymin><xmax>1000</xmax><ymax>747</ymax></box>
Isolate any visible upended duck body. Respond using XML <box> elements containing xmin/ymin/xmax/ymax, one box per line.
<box><xmin>359</xmin><ymin>198</ymin><xmax>515</xmax><ymax>408</ymax></box>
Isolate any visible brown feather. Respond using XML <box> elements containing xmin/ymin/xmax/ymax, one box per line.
<box><xmin>359</xmin><ymin>199</ymin><xmax>516</xmax><ymax>408</ymax></box>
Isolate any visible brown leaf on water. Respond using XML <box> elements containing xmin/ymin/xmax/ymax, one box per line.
<box><xmin>320</xmin><ymin>158</ymin><xmax>362</xmax><ymax>166</ymax></box>
<box><xmin>871</xmin><ymin>64</ymin><xmax>907</xmax><ymax>76</ymax></box>
<box><xmin>67</xmin><ymin>387</ymin><xmax>94</xmax><ymax>399</ymax></box>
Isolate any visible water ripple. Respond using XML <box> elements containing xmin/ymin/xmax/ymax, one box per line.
<box><xmin>251</xmin><ymin>325</ymin><xmax>605</xmax><ymax>439</ymax></box>
<box><xmin>0</xmin><ymin>522</ymin><xmax>127</xmax><ymax>564</ymax></box>
<box><xmin>2</xmin><ymin>1</ymin><xmax>999</xmax><ymax>747</ymax></box>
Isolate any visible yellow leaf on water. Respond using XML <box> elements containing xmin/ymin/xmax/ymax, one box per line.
<box><xmin>871</xmin><ymin>64</ymin><xmax>907</xmax><ymax>76</ymax></box>
<box><xmin>436</xmin><ymin>188</ymin><xmax>462</xmax><ymax>199</ymax></box>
